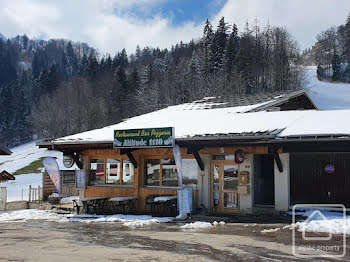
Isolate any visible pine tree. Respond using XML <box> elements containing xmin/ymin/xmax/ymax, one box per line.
<box><xmin>332</xmin><ymin>52</ymin><xmax>341</xmax><ymax>81</ymax></box>
<box><xmin>202</xmin><ymin>19</ymin><xmax>214</xmax><ymax>83</ymax></box>
<box><xmin>210</xmin><ymin>17</ymin><xmax>230</xmax><ymax>74</ymax></box>
<box><xmin>66</xmin><ymin>41</ymin><xmax>78</xmax><ymax>76</ymax></box>
<box><xmin>223</xmin><ymin>23</ymin><xmax>239</xmax><ymax>74</ymax></box>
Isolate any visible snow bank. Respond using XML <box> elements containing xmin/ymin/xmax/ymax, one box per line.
<box><xmin>296</xmin><ymin>219</ymin><xmax>350</xmax><ymax>234</ymax></box>
<box><xmin>0</xmin><ymin>209</ymin><xmax>173</xmax><ymax>227</ymax></box>
<box><xmin>70</xmin><ymin>214</ymin><xmax>173</xmax><ymax>227</ymax></box>
<box><xmin>180</xmin><ymin>221</ymin><xmax>225</xmax><ymax>229</ymax></box>
<box><xmin>289</xmin><ymin>209</ymin><xmax>350</xmax><ymax>234</ymax></box>
<box><xmin>261</xmin><ymin>228</ymin><xmax>280</xmax><ymax>233</ymax></box>
<box><xmin>0</xmin><ymin>209</ymin><xmax>68</xmax><ymax>223</ymax></box>
<box><xmin>181</xmin><ymin>222</ymin><xmax>213</xmax><ymax>229</ymax></box>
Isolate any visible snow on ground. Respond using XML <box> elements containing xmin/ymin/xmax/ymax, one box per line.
<box><xmin>261</xmin><ymin>228</ymin><xmax>280</xmax><ymax>233</ymax></box>
<box><xmin>289</xmin><ymin>209</ymin><xmax>350</xmax><ymax>234</ymax></box>
<box><xmin>303</xmin><ymin>66</ymin><xmax>350</xmax><ymax>110</ymax></box>
<box><xmin>0</xmin><ymin>209</ymin><xmax>69</xmax><ymax>223</ymax></box>
<box><xmin>180</xmin><ymin>221</ymin><xmax>225</xmax><ymax>229</ymax></box>
<box><xmin>60</xmin><ymin>196</ymin><xmax>79</xmax><ymax>204</ymax></box>
<box><xmin>1</xmin><ymin>173</ymin><xmax>42</xmax><ymax>201</ymax></box>
<box><xmin>0</xmin><ymin>209</ymin><xmax>173</xmax><ymax>227</ymax></box>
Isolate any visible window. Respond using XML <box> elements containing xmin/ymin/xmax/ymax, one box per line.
<box><xmin>89</xmin><ymin>158</ymin><xmax>134</xmax><ymax>186</ymax></box>
<box><xmin>182</xmin><ymin>159</ymin><xmax>198</xmax><ymax>187</ymax></box>
<box><xmin>162</xmin><ymin>158</ymin><xmax>178</xmax><ymax>186</ymax></box>
<box><xmin>62</xmin><ymin>171</ymin><xmax>75</xmax><ymax>184</ymax></box>
<box><xmin>122</xmin><ymin>160</ymin><xmax>134</xmax><ymax>185</ymax></box>
<box><xmin>106</xmin><ymin>159</ymin><xmax>120</xmax><ymax>184</ymax></box>
<box><xmin>144</xmin><ymin>159</ymin><xmax>160</xmax><ymax>186</ymax></box>
<box><xmin>90</xmin><ymin>159</ymin><xmax>105</xmax><ymax>185</ymax></box>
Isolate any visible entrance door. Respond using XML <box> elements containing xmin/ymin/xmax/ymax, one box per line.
<box><xmin>211</xmin><ymin>161</ymin><xmax>239</xmax><ymax>213</ymax></box>
<box><xmin>254</xmin><ymin>155</ymin><xmax>275</xmax><ymax>206</ymax></box>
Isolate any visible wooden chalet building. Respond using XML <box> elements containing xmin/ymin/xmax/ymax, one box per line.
<box><xmin>38</xmin><ymin>90</ymin><xmax>350</xmax><ymax>213</ymax></box>
<box><xmin>0</xmin><ymin>170</ymin><xmax>15</xmax><ymax>183</ymax></box>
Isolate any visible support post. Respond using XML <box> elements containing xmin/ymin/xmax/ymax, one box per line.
<box><xmin>29</xmin><ymin>185</ymin><xmax>32</xmax><ymax>202</ymax></box>
<box><xmin>0</xmin><ymin>187</ymin><xmax>7</xmax><ymax>211</ymax></box>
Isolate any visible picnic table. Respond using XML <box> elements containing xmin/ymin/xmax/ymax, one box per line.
<box><xmin>80</xmin><ymin>197</ymin><xmax>110</xmax><ymax>215</ymax></box>
<box><xmin>109</xmin><ymin>197</ymin><xmax>138</xmax><ymax>214</ymax></box>
<box><xmin>152</xmin><ymin>195</ymin><xmax>178</xmax><ymax>216</ymax></box>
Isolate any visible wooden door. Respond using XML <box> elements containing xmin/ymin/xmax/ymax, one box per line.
<box><xmin>290</xmin><ymin>153</ymin><xmax>350</xmax><ymax>207</ymax></box>
<box><xmin>211</xmin><ymin>161</ymin><xmax>239</xmax><ymax>213</ymax></box>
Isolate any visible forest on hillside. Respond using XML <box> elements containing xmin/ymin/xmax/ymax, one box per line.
<box><xmin>0</xmin><ymin>17</ymin><xmax>302</xmax><ymax>147</ymax></box>
<box><xmin>304</xmin><ymin>12</ymin><xmax>350</xmax><ymax>82</ymax></box>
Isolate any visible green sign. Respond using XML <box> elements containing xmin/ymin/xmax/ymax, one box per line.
<box><xmin>114</xmin><ymin>127</ymin><xmax>174</xmax><ymax>148</ymax></box>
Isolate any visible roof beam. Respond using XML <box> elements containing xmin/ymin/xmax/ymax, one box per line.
<box><xmin>120</xmin><ymin>149</ymin><xmax>138</xmax><ymax>168</ymax></box>
<box><xmin>187</xmin><ymin>147</ymin><xmax>205</xmax><ymax>171</ymax></box>
<box><xmin>269</xmin><ymin>146</ymin><xmax>283</xmax><ymax>173</ymax></box>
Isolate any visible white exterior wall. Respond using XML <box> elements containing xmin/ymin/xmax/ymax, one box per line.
<box><xmin>239</xmin><ymin>154</ymin><xmax>253</xmax><ymax>213</ymax></box>
<box><xmin>274</xmin><ymin>153</ymin><xmax>290</xmax><ymax>211</ymax></box>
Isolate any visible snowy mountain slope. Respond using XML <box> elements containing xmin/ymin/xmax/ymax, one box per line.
<box><xmin>303</xmin><ymin>66</ymin><xmax>350</xmax><ymax>110</ymax></box>
<box><xmin>0</xmin><ymin>141</ymin><xmax>78</xmax><ymax>174</ymax></box>
<box><xmin>0</xmin><ymin>141</ymin><xmax>78</xmax><ymax>202</ymax></box>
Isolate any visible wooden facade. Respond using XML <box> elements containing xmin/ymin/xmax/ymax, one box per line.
<box><xmin>81</xmin><ymin>145</ymin><xmax>268</xmax><ymax>213</ymax></box>
<box><xmin>43</xmin><ymin>171</ymin><xmax>79</xmax><ymax>201</ymax></box>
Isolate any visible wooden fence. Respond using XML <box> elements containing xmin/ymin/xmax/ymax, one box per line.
<box><xmin>28</xmin><ymin>185</ymin><xmax>42</xmax><ymax>203</ymax></box>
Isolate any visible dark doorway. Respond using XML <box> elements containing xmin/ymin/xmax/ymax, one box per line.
<box><xmin>254</xmin><ymin>155</ymin><xmax>275</xmax><ymax>206</ymax></box>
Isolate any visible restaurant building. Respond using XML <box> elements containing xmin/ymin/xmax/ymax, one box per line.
<box><xmin>38</xmin><ymin>90</ymin><xmax>350</xmax><ymax>214</ymax></box>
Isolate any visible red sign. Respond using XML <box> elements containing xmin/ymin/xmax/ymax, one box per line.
<box><xmin>235</xmin><ymin>149</ymin><xmax>245</xmax><ymax>164</ymax></box>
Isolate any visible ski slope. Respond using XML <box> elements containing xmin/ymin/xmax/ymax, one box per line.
<box><xmin>0</xmin><ymin>141</ymin><xmax>78</xmax><ymax>202</ymax></box>
<box><xmin>0</xmin><ymin>141</ymin><xmax>77</xmax><ymax>174</ymax></box>
<box><xmin>303</xmin><ymin>66</ymin><xmax>350</xmax><ymax>110</ymax></box>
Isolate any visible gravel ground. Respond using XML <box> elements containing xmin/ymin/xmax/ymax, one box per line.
<box><xmin>0</xmin><ymin>218</ymin><xmax>349</xmax><ymax>262</ymax></box>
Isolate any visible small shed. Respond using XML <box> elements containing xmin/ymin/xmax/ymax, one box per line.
<box><xmin>0</xmin><ymin>170</ymin><xmax>15</xmax><ymax>183</ymax></box>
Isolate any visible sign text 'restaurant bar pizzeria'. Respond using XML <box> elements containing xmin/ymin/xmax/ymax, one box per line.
<box><xmin>113</xmin><ymin>127</ymin><xmax>174</xmax><ymax>148</ymax></box>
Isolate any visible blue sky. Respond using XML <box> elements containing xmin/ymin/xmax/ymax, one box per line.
<box><xmin>0</xmin><ymin>0</ymin><xmax>349</xmax><ymax>54</ymax></box>
<box><xmin>118</xmin><ymin>0</ymin><xmax>227</xmax><ymax>26</ymax></box>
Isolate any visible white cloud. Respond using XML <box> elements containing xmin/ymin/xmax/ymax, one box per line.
<box><xmin>0</xmin><ymin>0</ymin><xmax>348</xmax><ymax>55</ymax></box>
<box><xmin>215</xmin><ymin>0</ymin><xmax>350</xmax><ymax>49</ymax></box>
<box><xmin>0</xmin><ymin>0</ymin><xmax>203</xmax><ymax>55</ymax></box>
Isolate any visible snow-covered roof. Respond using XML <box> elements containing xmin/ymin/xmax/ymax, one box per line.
<box><xmin>50</xmin><ymin>102</ymin><xmax>350</xmax><ymax>145</ymax></box>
